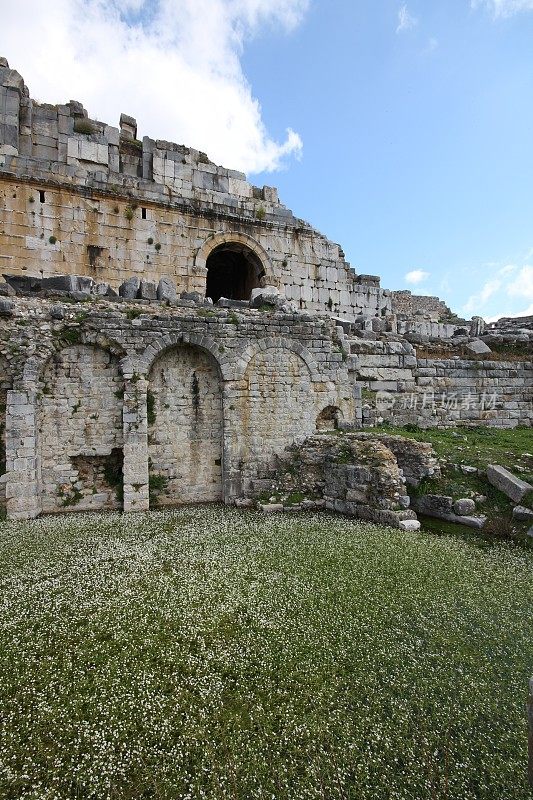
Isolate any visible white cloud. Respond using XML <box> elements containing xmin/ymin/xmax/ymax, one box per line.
<box><xmin>462</xmin><ymin>278</ymin><xmax>501</xmax><ymax>314</ymax></box>
<box><xmin>0</xmin><ymin>0</ymin><xmax>308</xmax><ymax>174</ymax></box>
<box><xmin>464</xmin><ymin>263</ymin><xmax>533</xmax><ymax>319</ymax></box>
<box><xmin>405</xmin><ymin>269</ymin><xmax>430</xmax><ymax>285</ymax></box>
<box><xmin>499</xmin><ymin>263</ymin><xmax>517</xmax><ymax>275</ymax></box>
<box><xmin>486</xmin><ymin>304</ymin><xmax>533</xmax><ymax>322</ymax></box>
<box><xmin>397</xmin><ymin>4</ymin><xmax>418</xmax><ymax>32</ymax></box>
<box><xmin>472</xmin><ymin>0</ymin><xmax>533</xmax><ymax>18</ymax></box>
<box><xmin>506</xmin><ymin>265</ymin><xmax>533</xmax><ymax>298</ymax></box>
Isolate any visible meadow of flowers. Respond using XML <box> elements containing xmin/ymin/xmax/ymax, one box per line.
<box><xmin>0</xmin><ymin>506</ymin><xmax>531</xmax><ymax>799</ymax></box>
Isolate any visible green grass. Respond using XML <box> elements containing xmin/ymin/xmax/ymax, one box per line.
<box><xmin>379</xmin><ymin>424</ymin><xmax>533</xmax><ymax>483</ymax></box>
<box><xmin>379</xmin><ymin>425</ymin><xmax>533</xmax><ymax>537</ymax></box>
<box><xmin>0</xmin><ymin>507</ymin><xmax>531</xmax><ymax>799</ymax></box>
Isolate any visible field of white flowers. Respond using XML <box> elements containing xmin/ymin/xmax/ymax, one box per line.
<box><xmin>0</xmin><ymin>506</ymin><xmax>531</xmax><ymax>799</ymax></box>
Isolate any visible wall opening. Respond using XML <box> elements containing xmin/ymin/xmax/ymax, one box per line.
<box><xmin>206</xmin><ymin>243</ymin><xmax>265</xmax><ymax>303</ymax></box>
<box><xmin>316</xmin><ymin>406</ymin><xmax>342</xmax><ymax>431</ymax></box>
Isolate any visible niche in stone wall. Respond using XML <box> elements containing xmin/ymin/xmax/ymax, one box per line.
<box><xmin>316</xmin><ymin>405</ymin><xmax>342</xmax><ymax>431</ymax></box>
<box><xmin>38</xmin><ymin>345</ymin><xmax>124</xmax><ymax>513</ymax></box>
<box><xmin>241</xmin><ymin>348</ymin><xmax>314</xmax><ymax>480</ymax></box>
<box><xmin>147</xmin><ymin>344</ymin><xmax>223</xmax><ymax>506</ymax></box>
<box><xmin>206</xmin><ymin>243</ymin><xmax>265</xmax><ymax>303</ymax></box>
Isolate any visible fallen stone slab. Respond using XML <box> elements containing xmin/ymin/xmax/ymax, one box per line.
<box><xmin>465</xmin><ymin>338</ymin><xmax>492</xmax><ymax>355</ymax></box>
<box><xmin>487</xmin><ymin>464</ymin><xmax>533</xmax><ymax>504</ymax></box>
<box><xmin>512</xmin><ymin>505</ymin><xmax>533</xmax><ymax>522</ymax></box>
<box><xmin>119</xmin><ymin>276</ymin><xmax>140</xmax><ymax>299</ymax></box>
<box><xmin>157</xmin><ymin>276</ymin><xmax>176</xmax><ymax>302</ymax></box>
<box><xmin>4</xmin><ymin>274</ymin><xmax>42</xmax><ymax>294</ymax></box>
<box><xmin>419</xmin><ymin>510</ymin><xmax>487</xmax><ymax>529</ymax></box>
<box><xmin>139</xmin><ymin>279</ymin><xmax>157</xmax><ymax>300</ymax></box>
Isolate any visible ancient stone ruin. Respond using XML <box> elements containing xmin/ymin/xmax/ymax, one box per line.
<box><xmin>0</xmin><ymin>58</ymin><xmax>531</xmax><ymax>521</ymax></box>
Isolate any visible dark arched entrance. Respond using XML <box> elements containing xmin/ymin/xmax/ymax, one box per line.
<box><xmin>206</xmin><ymin>243</ymin><xmax>265</xmax><ymax>303</ymax></box>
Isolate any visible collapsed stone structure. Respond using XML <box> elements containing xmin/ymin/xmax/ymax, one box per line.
<box><xmin>0</xmin><ymin>58</ymin><xmax>531</xmax><ymax>520</ymax></box>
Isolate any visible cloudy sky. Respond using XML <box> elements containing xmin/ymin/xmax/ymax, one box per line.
<box><xmin>1</xmin><ymin>0</ymin><xmax>533</xmax><ymax>320</ymax></box>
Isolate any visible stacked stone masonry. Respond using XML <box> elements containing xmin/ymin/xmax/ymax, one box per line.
<box><xmin>0</xmin><ymin>58</ymin><xmax>391</xmax><ymax>321</ymax></box>
<box><xmin>0</xmin><ymin>57</ymin><xmax>531</xmax><ymax>520</ymax></box>
<box><xmin>0</xmin><ymin>297</ymin><xmax>354</xmax><ymax>519</ymax></box>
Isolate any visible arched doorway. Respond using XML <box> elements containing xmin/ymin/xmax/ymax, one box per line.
<box><xmin>147</xmin><ymin>344</ymin><xmax>223</xmax><ymax>506</ymax></box>
<box><xmin>206</xmin><ymin>243</ymin><xmax>265</xmax><ymax>303</ymax></box>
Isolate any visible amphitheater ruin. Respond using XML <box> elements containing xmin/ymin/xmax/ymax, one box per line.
<box><xmin>0</xmin><ymin>58</ymin><xmax>531</xmax><ymax>521</ymax></box>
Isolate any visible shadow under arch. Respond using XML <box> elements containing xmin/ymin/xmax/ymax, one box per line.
<box><xmin>195</xmin><ymin>232</ymin><xmax>277</xmax><ymax>302</ymax></box>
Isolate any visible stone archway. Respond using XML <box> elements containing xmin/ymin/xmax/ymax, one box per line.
<box><xmin>147</xmin><ymin>344</ymin><xmax>223</xmax><ymax>506</ymax></box>
<box><xmin>240</xmin><ymin>347</ymin><xmax>315</xmax><ymax>488</ymax></box>
<box><xmin>206</xmin><ymin>242</ymin><xmax>265</xmax><ymax>303</ymax></box>
<box><xmin>38</xmin><ymin>345</ymin><xmax>124</xmax><ymax>513</ymax></box>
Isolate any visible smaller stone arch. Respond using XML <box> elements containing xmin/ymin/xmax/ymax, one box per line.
<box><xmin>236</xmin><ymin>337</ymin><xmax>321</xmax><ymax>383</ymax></box>
<box><xmin>37</xmin><ymin>343</ymin><xmax>125</xmax><ymax>514</ymax></box>
<box><xmin>316</xmin><ymin>405</ymin><xmax>343</xmax><ymax>431</ymax></box>
<box><xmin>140</xmin><ymin>331</ymin><xmax>233</xmax><ymax>381</ymax></box>
<box><xmin>147</xmin><ymin>341</ymin><xmax>224</xmax><ymax>506</ymax></box>
<box><xmin>195</xmin><ymin>232</ymin><xmax>277</xmax><ymax>302</ymax></box>
<box><xmin>21</xmin><ymin>331</ymin><xmax>128</xmax><ymax>390</ymax></box>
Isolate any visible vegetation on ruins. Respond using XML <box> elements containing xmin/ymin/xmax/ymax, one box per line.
<box><xmin>73</xmin><ymin>118</ymin><xmax>96</xmax><ymax>136</ymax></box>
<box><xmin>0</xmin><ymin>506</ymin><xmax>531</xmax><ymax>799</ymax></box>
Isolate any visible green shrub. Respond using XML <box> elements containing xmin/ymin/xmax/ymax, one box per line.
<box><xmin>73</xmin><ymin>118</ymin><xmax>95</xmax><ymax>135</ymax></box>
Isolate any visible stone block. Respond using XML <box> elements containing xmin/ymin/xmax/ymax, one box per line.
<box><xmin>399</xmin><ymin>519</ymin><xmax>421</xmax><ymax>532</ymax></box>
<box><xmin>42</xmin><ymin>275</ymin><xmax>78</xmax><ymax>292</ymax></box>
<box><xmin>453</xmin><ymin>498</ymin><xmax>476</xmax><ymax>516</ymax></box>
<box><xmin>487</xmin><ymin>464</ymin><xmax>532</xmax><ymax>503</ymax></box>
<box><xmin>157</xmin><ymin>277</ymin><xmax>177</xmax><ymax>303</ymax></box>
<box><xmin>466</xmin><ymin>339</ymin><xmax>492</xmax><ymax>355</ymax></box>
<box><xmin>139</xmin><ymin>280</ymin><xmax>157</xmax><ymax>300</ymax></box>
<box><xmin>119</xmin><ymin>276</ymin><xmax>141</xmax><ymax>299</ymax></box>
<box><xmin>512</xmin><ymin>505</ymin><xmax>533</xmax><ymax>522</ymax></box>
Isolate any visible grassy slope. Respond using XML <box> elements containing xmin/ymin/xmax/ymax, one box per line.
<box><xmin>379</xmin><ymin>425</ymin><xmax>533</xmax><ymax>484</ymax></box>
<box><xmin>379</xmin><ymin>425</ymin><xmax>533</xmax><ymax>538</ymax></box>
<box><xmin>0</xmin><ymin>507</ymin><xmax>532</xmax><ymax>799</ymax></box>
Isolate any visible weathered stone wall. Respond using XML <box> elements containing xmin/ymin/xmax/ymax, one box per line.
<box><xmin>250</xmin><ymin>433</ymin><xmax>438</xmax><ymax>529</ymax></box>
<box><xmin>391</xmin><ymin>290</ymin><xmax>454</xmax><ymax>320</ymax></box>
<box><xmin>0</xmin><ymin>296</ymin><xmax>354</xmax><ymax>519</ymax></box>
<box><xmin>39</xmin><ymin>345</ymin><xmax>124</xmax><ymax>513</ymax></box>
<box><xmin>148</xmin><ymin>345</ymin><xmax>223</xmax><ymax>505</ymax></box>
<box><xmin>0</xmin><ymin>58</ymin><xmax>391</xmax><ymax>322</ymax></box>
<box><xmin>240</xmin><ymin>349</ymin><xmax>314</xmax><ymax>491</ymax></box>
<box><xmin>352</xmin><ymin>338</ymin><xmax>533</xmax><ymax>428</ymax></box>
<box><xmin>0</xmin><ymin>356</ymin><xmax>11</xmax><ymax>510</ymax></box>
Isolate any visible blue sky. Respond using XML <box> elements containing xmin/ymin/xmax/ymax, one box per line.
<box><xmin>2</xmin><ymin>0</ymin><xmax>533</xmax><ymax>320</ymax></box>
<box><xmin>245</xmin><ymin>0</ymin><xmax>533</xmax><ymax>320</ymax></box>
